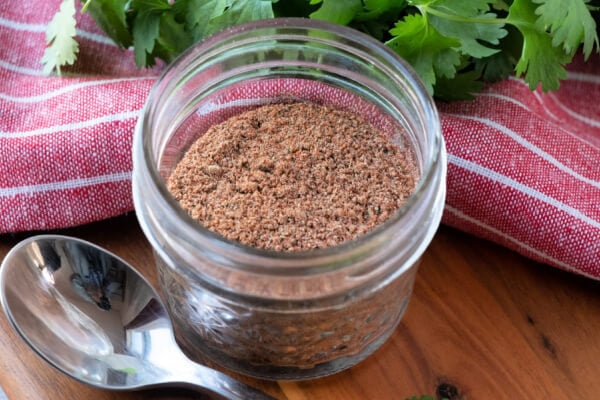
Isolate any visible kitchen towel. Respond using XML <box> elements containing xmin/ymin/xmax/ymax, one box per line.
<box><xmin>1</xmin><ymin>1</ymin><xmax>599</xmax><ymax>279</ymax></box>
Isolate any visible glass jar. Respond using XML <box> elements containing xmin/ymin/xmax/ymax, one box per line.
<box><xmin>132</xmin><ymin>18</ymin><xmax>446</xmax><ymax>380</ymax></box>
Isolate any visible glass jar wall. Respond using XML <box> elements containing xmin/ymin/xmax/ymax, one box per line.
<box><xmin>132</xmin><ymin>18</ymin><xmax>446</xmax><ymax>380</ymax></box>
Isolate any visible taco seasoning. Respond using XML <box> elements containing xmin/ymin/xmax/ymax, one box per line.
<box><xmin>167</xmin><ymin>102</ymin><xmax>417</xmax><ymax>250</ymax></box>
<box><xmin>159</xmin><ymin>101</ymin><xmax>422</xmax><ymax>378</ymax></box>
<box><xmin>133</xmin><ymin>19</ymin><xmax>446</xmax><ymax>381</ymax></box>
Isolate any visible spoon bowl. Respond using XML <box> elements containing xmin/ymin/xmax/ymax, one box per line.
<box><xmin>0</xmin><ymin>235</ymin><xmax>275</xmax><ymax>400</ymax></box>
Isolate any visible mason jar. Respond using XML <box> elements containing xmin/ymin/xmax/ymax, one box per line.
<box><xmin>132</xmin><ymin>18</ymin><xmax>446</xmax><ymax>380</ymax></box>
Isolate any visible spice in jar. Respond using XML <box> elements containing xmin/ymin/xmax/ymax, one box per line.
<box><xmin>167</xmin><ymin>102</ymin><xmax>417</xmax><ymax>250</ymax></box>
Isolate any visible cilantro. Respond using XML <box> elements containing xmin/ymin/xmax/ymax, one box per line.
<box><xmin>356</xmin><ymin>0</ymin><xmax>407</xmax><ymax>21</ymax></box>
<box><xmin>129</xmin><ymin>0</ymin><xmax>275</xmax><ymax>68</ymax></box>
<box><xmin>474</xmin><ymin>25</ymin><xmax>522</xmax><ymax>82</ymax></box>
<box><xmin>474</xmin><ymin>50</ymin><xmax>517</xmax><ymax>82</ymax></box>
<box><xmin>492</xmin><ymin>0</ymin><xmax>512</xmax><ymax>11</ymax></box>
<box><xmin>420</xmin><ymin>1</ymin><xmax>508</xmax><ymax>58</ymax></box>
<box><xmin>434</xmin><ymin>70</ymin><xmax>485</xmax><ymax>101</ymax></box>
<box><xmin>532</xmin><ymin>0</ymin><xmax>599</xmax><ymax>58</ymax></box>
<box><xmin>386</xmin><ymin>14</ymin><xmax>462</xmax><ymax>95</ymax></box>
<box><xmin>42</xmin><ymin>0</ymin><xmax>79</xmax><ymax>75</ymax></box>
<box><xmin>272</xmin><ymin>0</ymin><xmax>318</xmax><ymax>18</ymax></box>
<box><xmin>84</xmin><ymin>0</ymin><xmax>132</xmax><ymax>49</ymax></box>
<box><xmin>385</xmin><ymin>0</ymin><xmax>598</xmax><ymax>95</ymax></box>
<box><xmin>206</xmin><ymin>0</ymin><xmax>275</xmax><ymax>34</ymax></box>
<box><xmin>173</xmin><ymin>0</ymin><xmax>227</xmax><ymax>41</ymax></box>
<box><xmin>507</xmin><ymin>0</ymin><xmax>572</xmax><ymax>90</ymax></box>
<box><xmin>173</xmin><ymin>0</ymin><xmax>274</xmax><ymax>43</ymax></box>
<box><xmin>44</xmin><ymin>0</ymin><xmax>600</xmax><ymax>99</ymax></box>
<box><xmin>309</xmin><ymin>0</ymin><xmax>363</xmax><ymax>25</ymax></box>
<box><xmin>155</xmin><ymin>12</ymin><xmax>194</xmax><ymax>62</ymax></box>
<box><xmin>351</xmin><ymin>0</ymin><xmax>407</xmax><ymax>40</ymax></box>
<box><xmin>131</xmin><ymin>5</ymin><xmax>164</xmax><ymax>68</ymax></box>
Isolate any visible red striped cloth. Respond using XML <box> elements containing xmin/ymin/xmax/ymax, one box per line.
<box><xmin>1</xmin><ymin>1</ymin><xmax>599</xmax><ymax>279</ymax></box>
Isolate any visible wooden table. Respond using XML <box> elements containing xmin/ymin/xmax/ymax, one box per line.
<box><xmin>0</xmin><ymin>214</ymin><xmax>598</xmax><ymax>400</ymax></box>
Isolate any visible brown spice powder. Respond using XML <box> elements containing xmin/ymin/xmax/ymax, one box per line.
<box><xmin>167</xmin><ymin>102</ymin><xmax>417</xmax><ymax>251</ymax></box>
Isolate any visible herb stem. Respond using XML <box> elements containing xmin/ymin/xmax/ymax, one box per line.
<box><xmin>422</xmin><ymin>6</ymin><xmax>508</xmax><ymax>25</ymax></box>
<box><xmin>81</xmin><ymin>0</ymin><xmax>92</xmax><ymax>13</ymax></box>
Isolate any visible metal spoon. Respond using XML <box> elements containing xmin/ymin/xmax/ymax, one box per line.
<box><xmin>0</xmin><ymin>235</ymin><xmax>276</xmax><ymax>400</ymax></box>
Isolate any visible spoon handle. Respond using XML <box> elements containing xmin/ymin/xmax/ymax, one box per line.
<box><xmin>163</xmin><ymin>362</ymin><xmax>277</xmax><ymax>400</ymax></box>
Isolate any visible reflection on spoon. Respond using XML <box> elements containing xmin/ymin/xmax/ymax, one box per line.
<box><xmin>46</xmin><ymin>279</ymin><xmax>114</xmax><ymax>357</ymax></box>
<box><xmin>0</xmin><ymin>235</ymin><xmax>275</xmax><ymax>400</ymax></box>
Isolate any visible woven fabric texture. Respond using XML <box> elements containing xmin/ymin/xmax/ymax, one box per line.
<box><xmin>1</xmin><ymin>1</ymin><xmax>599</xmax><ymax>279</ymax></box>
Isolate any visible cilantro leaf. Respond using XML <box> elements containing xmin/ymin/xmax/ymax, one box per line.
<box><xmin>355</xmin><ymin>0</ymin><xmax>407</xmax><ymax>21</ymax></box>
<box><xmin>352</xmin><ymin>0</ymin><xmax>407</xmax><ymax>40</ymax></box>
<box><xmin>475</xmin><ymin>51</ymin><xmax>516</xmax><ymax>82</ymax></box>
<box><xmin>155</xmin><ymin>12</ymin><xmax>194</xmax><ymax>62</ymax></box>
<box><xmin>507</xmin><ymin>0</ymin><xmax>571</xmax><ymax>91</ymax></box>
<box><xmin>474</xmin><ymin>25</ymin><xmax>522</xmax><ymax>82</ymax></box>
<box><xmin>492</xmin><ymin>0</ymin><xmax>511</xmax><ymax>12</ymax></box>
<box><xmin>310</xmin><ymin>0</ymin><xmax>363</xmax><ymax>25</ymax></box>
<box><xmin>47</xmin><ymin>0</ymin><xmax>600</xmax><ymax>100</ymax></box>
<box><xmin>352</xmin><ymin>19</ymin><xmax>393</xmax><ymax>40</ymax></box>
<box><xmin>130</xmin><ymin>0</ymin><xmax>171</xmax><ymax>67</ymax></box>
<box><xmin>82</xmin><ymin>0</ymin><xmax>132</xmax><ymax>49</ymax></box>
<box><xmin>273</xmin><ymin>0</ymin><xmax>319</xmax><ymax>17</ymax></box>
<box><xmin>532</xmin><ymin>0</ymin><xmax>599</xmax><ymax>58</ymax></box>
<box><xmin>434</xmin><ymin>70</ymin><xmax>484</xmax><ymax>101</ymax></box>
<box><xmin>132</xmin><ymin>12</ymin><xmax>161</xmax><ymax>67</ymax></box>
<box><xmin>172</xmin><ymin>0</ymin><xmax>226</xmax><ymax>42</ymax></box>
<box><xmin>42</xmin><ymin>0</ymin><xmax>79</xmax><ymax>75</ymax></box>
<box><xmin>131</xmin><ymin>0</ymin><xmax>171</xmax><ymax>13</ymax></box>
<box><xmin>207</xmin><ymin>0</ymin><xmax>275</xmax><ymax>33</ymax></box>
<box><xmin>386</xmin><ymin>14</ymin><xmax>461</xmax><ymax>94</ymax></box>
<box><xmin>132</xmin><ymin>0</ymin><xmax>274</xmax><ymax>68</ymax></box>
<box><xmin>412</xmin><ymin>1</ymin><xmax>508</xmax><ymax>58</ymax></box>
<box><xmin>428</xmin><ymin>12</ymin><xmax>507</xmax><ymax>58</ymax></box>
<box><xmin>410</xmin><ymin>0</ymin><xmax>493</xmax><ymax>16</ymax></box>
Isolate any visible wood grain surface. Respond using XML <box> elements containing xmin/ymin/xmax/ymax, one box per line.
<box><xmin>0</xmin><ymin>214</ymin><xmax>598</xmax><ymax>400</ymax></box>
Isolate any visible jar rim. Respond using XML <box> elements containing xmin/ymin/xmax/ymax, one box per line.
<box><xmin>136</xmin><ymin>17</ymin><xmax>444</xmax><ymax>264</ymax></box>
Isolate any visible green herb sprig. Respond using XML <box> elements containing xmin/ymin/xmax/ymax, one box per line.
<box><xmin>43</xmin><ymin>0</ymin><xmax>599</xmax><ymax>101</ymax></box>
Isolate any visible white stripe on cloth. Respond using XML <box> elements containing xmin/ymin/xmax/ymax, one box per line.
<box><xmin>448</xmin><ymin>154</ymin><xmax>600</xmax><ymax>230</ymax></box>
<box><xmin>0</xmin><ymin>16</ymin><xmax>116</xmax><ymax>46</ymax></box>
<box><xmin>507</xmin><ymin>76</ymin><xmax>561</xmax><ymax>120</ymax></box>
<box><xmin>508</xmin><ymin>76</ymin><xmax>528</xmax><ymax>85</ymax></box>
<box><xmin>474</xmin><ymin>92</ymin><xmax>533</xmax><ymax>112</ymax></box>
<box><xmin>443</xmin><ymin>205</ymin><xmax>599</xmax><ymax>278</ymax></box>
<box><xmin>508</xmin><ymin>71</ymin><xmax>600</xmax><ymax>86</ymax></box>
<box><xmin>0</xmin><ymin>110</ymin><xmax>141</xmax><ymax>138</ymax></box>
<box><xmin>447</xmin><ymin>114</ymin><xmax>600</xmax><ymax>188</ymax></box>
<box><xmin>532</xmin><ymin>90</ymin><xmax>560</xmax><ymax>121</ymax></box>
<box><xmin>475</xmin><ymin>92</ymin><xmax>599</xmax><ymax>149</ymax></box>
<box><xmin>0</xmin><ymin>59</ymin><xmax>43</xmax><ymax>76</ymax></box>
<box><xmin>547</xmin><ymin>93</ymin><xmax>600</xmax><ymax>128</ymax></box>
<box><xmin>0</xmin><ymin>77</ymin><xmax>155</xmax><ymax>103</ymax></box>
<box><xmin>470</xmin><ymin>92</ymin><xmax>599</xmax><ymax>149</ymax></box>
<box><xmin>0</xmin><ymin>16</ymin><xmax>45</xmax><ymax>32</ymax></box>
<box><xmin>509</xmin><ymin>73</ymin><xmax>600</xmax><ymax>87</ymax></box>
<box><xmin>566</xmin><ymin>71</ymin><xmax>600</xmax><ymax>84</ymax></box>
<box><xmin>0</xmin><ymin>171</ymin><xmax>131</xmax><ymax>197</ymax></box>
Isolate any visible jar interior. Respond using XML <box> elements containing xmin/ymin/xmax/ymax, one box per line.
<box><xmin>150</xmin><ymin>37</ymin><xmax>430</xmax><ymax>184</ymax></box>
